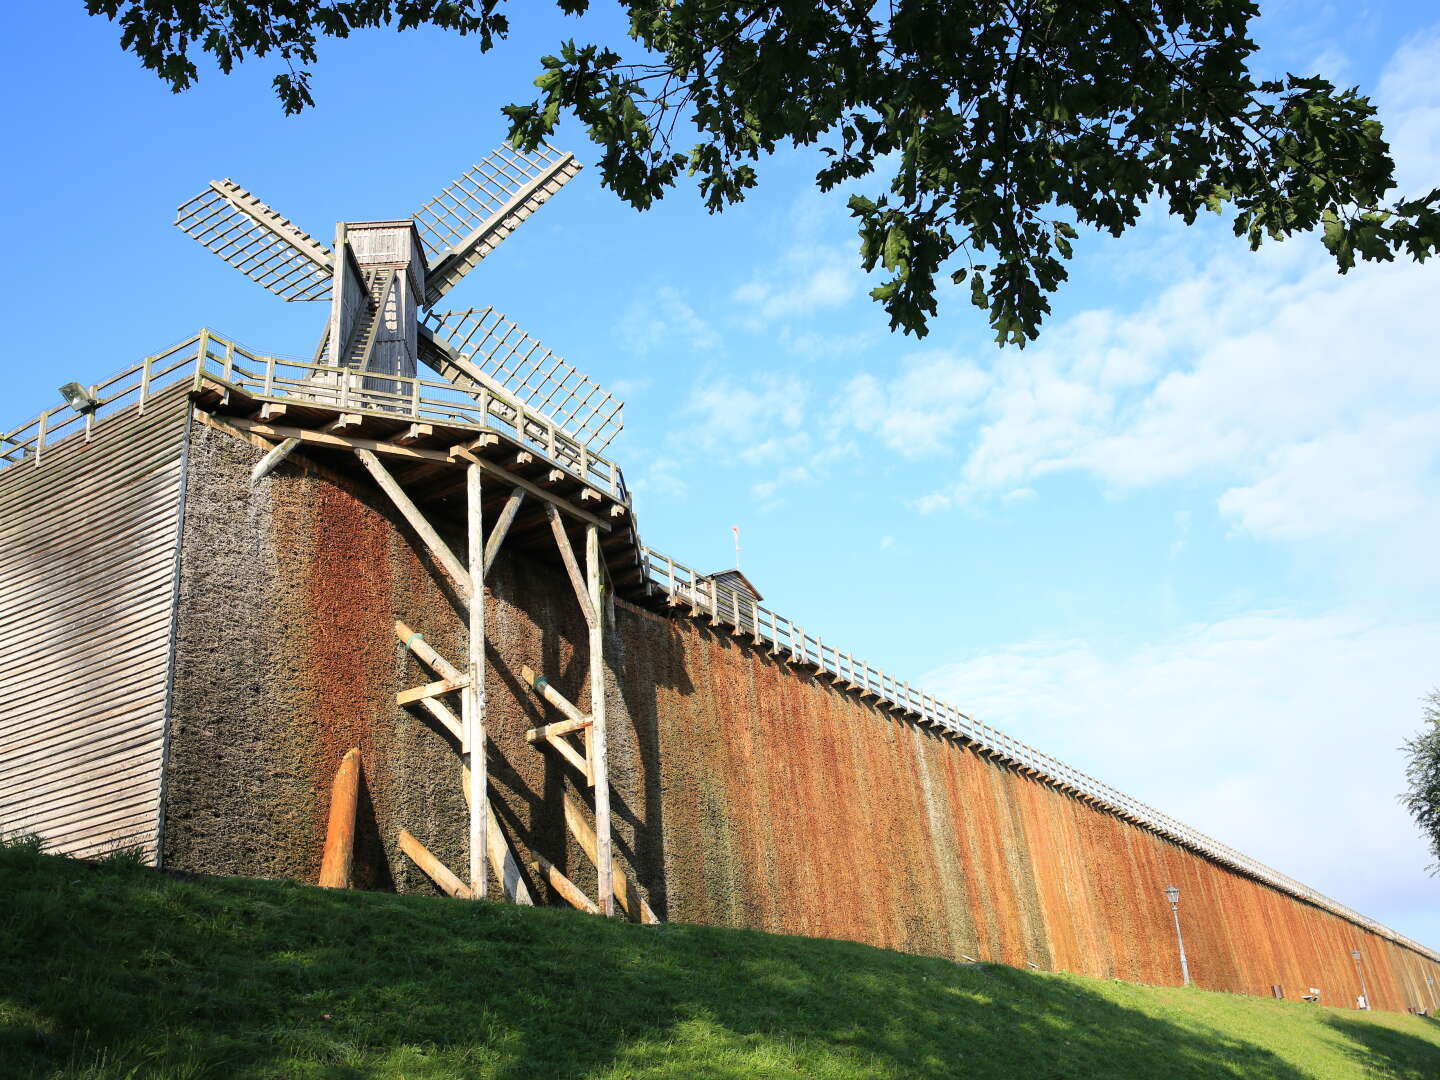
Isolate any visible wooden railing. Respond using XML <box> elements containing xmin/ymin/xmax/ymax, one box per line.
<box><xmin>0</xmin><ymin>331</ymin><xmax>629</xmax><ymax>502</ymax></box>
<box><xmin>639</xmin><ymin>546</ymin><xmax>1440</xmax><ymax>963</ymax></box>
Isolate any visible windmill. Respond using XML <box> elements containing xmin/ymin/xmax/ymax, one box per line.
<box><xmin>174</xmin><ymin>142</ymin><xmax>622</xmax><ymax>450</ymax></box>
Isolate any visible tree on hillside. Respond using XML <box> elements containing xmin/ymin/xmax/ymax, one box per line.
<box><xmin>1401</xmin><ymin>689</ymin><xmax>1440</xmax><ymax>876</ymax></box>
<box><xmin>87</xmin><ymin>1</ymin><xmax>1439</xmax><ymax>342</ymax></box>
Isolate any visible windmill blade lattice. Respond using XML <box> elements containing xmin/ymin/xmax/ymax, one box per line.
<box><xmin>413</xmin><ymin>144</ymin><xmax>581</xmax><ymax>306</ymax></box>
<box><xmin>175</xmin><ymin>180</ymin><xmax>334</xmax><ymax>302</ymax></box>
<box><xmin>425</xmin><ymin>307</ymin><xmax>623</xmax><ymax>451</ymax></box>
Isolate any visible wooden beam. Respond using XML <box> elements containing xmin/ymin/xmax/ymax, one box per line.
<box><xmin>219</xmin><ymin>414</ymin><xmax>451</xmax><ymax>462</ymax></box>
<box><xmin>398</xmin><ymin>829</ymin><xmax>474</xmax><ymax>899</ymax></box>
<box><xmin>587</xmin><ymin>522</ymin><xmax>614</xmax><ymax>917</ymax></box>
<box><xmin>526</xmin><ymin>716</ymin><xmax>592</xmax><ymax>743</ymax></box>
<box><xmin>193</xmin><ymin>411</ymin><xmax>361</xmax><ymax>496</ymax></box>
<box><xmin>457</xmin><ymin>766</ymin><xmax>534</xmax><ymax>906</ymax></box>
<box><xmin>547</xmin><ymin>504</ymin><xmax>597</xmax><ymax>628</ymax></box>
<box><xmin>395</xmin><ymin>620</ymin><xmax>463</xmax><ymax>682</ymax></box>
<box><xmin>258</xmin><ymin>401</ymin><xmax>289</xmax><ymax>422</ymax></box>
<box><xmin>355</xmin><ymin>448</ymin><xmax>473</xmax><ymax>600</ymax></box>
<box><xmin>466</xmin><ymin>462</ymin><xmax>487</xmax><ymax>899</ymax></box>
<box><xmin>482</xmin><ymin>486</ymin><xmax>525</xmax><ymax>575</ymax></box>
<box><xmin>450</xmin><ymin>445</ymin><xmax>612</xmax><ymax>532</ymax></box>
<box><xmin>562</xmin><ymin>788</ymin><xmax>659</xmax><ymax>924</ymax></box>
<box><xmin>327</xmin><ymin>412</ymin><xmax>364</xmax><ymax>434</ymax></box>
<box><xmin>395</xmin><ymin>676</ymin><xmax>468</xmax><ymax>707</ymax></box>
<box><xmin>396</xmin><ymin>422</ymin><xmax>434</xmax><ymax>445</ymax></box>
<box><xmin>529</xmin><ymin>851</ymin><xmax>599</xmax><ymax>914</ymax></box>
<box><xmin>544</xmin><ymin>731</ymin><xmax>592</xmax><ymax>783</ymax></box>
<box><xmin>416</xmin><ymin>695</ymin><xmax>463</xmax><ymax>743</ymax></box>
<box><xmin>251</xmin><ymin>436</ymin><xmax>300</xmax><ymax>484</ymax></box>
<box><xmin>519</xmin><ymin>664</ymin><xmax>588</xmax><ymax>727</ymax></box>
<box><xmin>317</xmin><ymin>748</ymin><xmax>361</xmax><ymax>889</ymax></box>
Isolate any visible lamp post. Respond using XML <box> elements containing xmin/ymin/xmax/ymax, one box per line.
<box><xmin>1165</xmin><ymin>885</ymin><xmax>1190</xmax><ymax>987</ymax></box>
<box><xmin>1352</xmin><ymin>949</ymin><xmax>1370</xmax><ymax>1010</ymax></box>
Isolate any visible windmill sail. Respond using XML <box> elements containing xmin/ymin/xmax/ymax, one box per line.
<box><xmin>174</xmin><ymin>180</ymin><xmax>333</xmax><ymax>302</ymax></box>
<box><xmin>423</xmin><ymin>307</ymin><xmax>623</xmax><ymax>451</ymax></box>
<box><xmin>413</xmin><ymin>144</ymin><xmax>581</xmax><ymax>306</ymax></box>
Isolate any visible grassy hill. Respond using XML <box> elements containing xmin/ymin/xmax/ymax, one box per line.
<box><xmin>1</xmin><ymin>838</ymin><xmax>1437</xmax><ymax>1079</ymax></box>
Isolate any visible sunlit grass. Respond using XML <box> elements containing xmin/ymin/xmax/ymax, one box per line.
<box><xmin>2</xmin><ymin>836</ymin><xmax>1437</xmax><ymax>1078</ymax></box>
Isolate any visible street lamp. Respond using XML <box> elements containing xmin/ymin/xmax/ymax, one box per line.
<box><xmin>1352</xmin><ymin>948</ymin><xmax>1371</xmax><ymax>1010</ymax></box>
<box><xmin>1165</xmin><ymin>885</ymin><xmax>1191</xmax><ymax>987</ymax></box>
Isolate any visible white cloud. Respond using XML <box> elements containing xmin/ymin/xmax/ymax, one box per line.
<box><xmin>1378</xmin><ymin>27</ymin><xmax>1440</xmax><ymax>193</ymax></box>
<box><xmin>733</xmin><ymin>244</ymin><xmax>862</xmax><ymax>327</ymax></box>
<box><xmin>618</xmin><ymin>286</ymin><xmax>720</xmax><ymax>355</ymax></box>
<box><xmin>835</xmin><ymin>351</ymin><xmax>989</xmax><ymax>458</ymax></box>
<box><xmin>924</xmin><ymin>611</ymin><xmax>1440</xmax><ymax>945</ymax></box>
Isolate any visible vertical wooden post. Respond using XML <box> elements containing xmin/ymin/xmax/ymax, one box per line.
<box><xmin>586</xmin><ymin>523</ymin><xmax>614</xmax><ymax>916</ymax></box>
<box><xmin>318</xmin><ymin>748</ymin><xmax>361</xmax><ymax>888</ymax></box>
<box><xmin>466</xmin><ymin>463</ymin><xmax>487</xmax><ymax>898</ymax></box>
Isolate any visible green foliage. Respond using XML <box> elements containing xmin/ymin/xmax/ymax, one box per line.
<box><xmin>1401</xmin><ymin>689</ymin><xmax>1440</xmax><ymax>875</ymax></box>
<box><xmin>4</xmin><ymin>849</ymin><xmax>1440</xmax><ymax>1078</ymax></box>
<box><xmin>88</xmin><ymin>1</ymin><xmax>1440</xmax><ymax>342</ymax></box>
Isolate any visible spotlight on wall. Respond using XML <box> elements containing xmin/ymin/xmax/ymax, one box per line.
<box><xmin>59</xmin><ymin>382</ymin><xmax>99</xmax><ymax>414</ymax></box>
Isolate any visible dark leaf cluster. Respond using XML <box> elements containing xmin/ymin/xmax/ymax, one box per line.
<box><xmin>1401</xmin><ymin>689</ymin><xmax>1440</xmax><ymax>876</ymax></box>
<box><xmin>89</xmin><ymin>1</ymin><xmax>1440</xmax><ymax>342</ymax></box>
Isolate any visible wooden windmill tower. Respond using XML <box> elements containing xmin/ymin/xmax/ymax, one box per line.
<box><xmin>174</xmin><ymin>143</ymin><xmax>621</xmax><ymax>447</ymax></box>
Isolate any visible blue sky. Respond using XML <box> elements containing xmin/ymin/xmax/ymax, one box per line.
<box><xmin>3</xmin><ymin>4</ymin><xmax>1438</xmax><ymax>945</ymax></box>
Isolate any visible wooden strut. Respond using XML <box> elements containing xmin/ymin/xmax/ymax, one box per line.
<box><xmin>458</xmin><ymin>764</ymin><xmax>534</xmax><ymax>906</ymax></box>
<box><xmin>483</xmin><ymin>486</ymin><xmax>526</xmax><ymax>575</ymax></box>
<box><xmin>520</xmin><ymin>664</ymin><xmax>593</xmax><ymax>785</ymax></box>
<box><xmin>395</xmin><ymin>676</ymin><xmax>468</xmax><ymax>707</ymax></box>
<box><xmin>547</xmin><ymin>504</ymin><xmax>597</xmax><ymax>628</ymax></box>
<box><xmin>586</xmin><ymin>522</ymin><xmax>614</xmax><ymax>917</ymax></box>
<box><xmin>394</xmin><ymin>621</ymin><xmax>464</xmax><ymax>743</ymax></box>
<box><xmin>317</xmin><ymin>748</ymin><xmax>361</xmax><ymax>889</ymax></box>
<box><xmin>355</xmin><ymin>447</ymin><xmax>473</xmax><ymax>601</ymax></box>
<box><xmin>465</xmin><ymin>462</ymin><xmax>487</xmax><ymax>898</ymax></box>
<box><xmin>563</xmin><ymin>788</ymin><xmax>658</xmax><ymax>924</ymax></box>
<box><xmin>251</xmin><ymin>436</ymin><xmax>300</xmax><ymax>484</ymax></box>
<box><xmin>529</xmin><ymin>851</ymin><xmax>599</xmax><ymax>914</ymax></box>
<box><xmin>398</xmin><ymin>829</ymin><xmax>473</xmax><ymax>899</ymax></box>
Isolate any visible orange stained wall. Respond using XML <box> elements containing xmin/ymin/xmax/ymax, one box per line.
<box><xmin>613</xmin><ymin>601</ymin><xmax>1440</xmax><ymax>1015</ymax></box>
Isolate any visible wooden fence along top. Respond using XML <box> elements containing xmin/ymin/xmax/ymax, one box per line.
<box><xmin>3</xmin><ymin>335</ymin><xmax>1436</xmax><ymax>964</ymax></box>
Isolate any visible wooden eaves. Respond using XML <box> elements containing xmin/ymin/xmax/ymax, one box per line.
<box><xmin>188</xmin><ymin>374</ymin><xmax>649</xmax><ymax>599</ymax></box>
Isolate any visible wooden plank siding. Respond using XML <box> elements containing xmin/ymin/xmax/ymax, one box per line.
<box><xmin>0</xmin><ymin>383</ymin><xmax>191</xmax><ymax>863</ymax></box>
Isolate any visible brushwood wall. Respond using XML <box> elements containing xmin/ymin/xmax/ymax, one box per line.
<box><xmin>161</xmin><ymin>418</ymin><xmax>1440</xmax><ymax>1015</ymax></box>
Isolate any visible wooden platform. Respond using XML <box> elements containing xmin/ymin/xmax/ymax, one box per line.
<box><xmin>190</xmin><ymin>376</ymin><xmax>652</xmax><ymax>599</ymax></box>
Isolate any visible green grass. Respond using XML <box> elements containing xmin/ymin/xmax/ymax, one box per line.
<box><xmin>1</xmin><ymin>837</ymin><xmax>1437</xmax><ymax>1079</ymax></box>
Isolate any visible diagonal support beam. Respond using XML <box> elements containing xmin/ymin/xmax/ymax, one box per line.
<box><xmin>529</xmin><ymin>851</ymin><xmax>598</xmax><ymax>914</ymax></box>
<box><xmin>483</xmin><ymin>486</ymin><xmax>526</xmax><ymax>575</ymax></box>
<box><xmin>563</xmin><ymin>788</ymin><xmax>659</xmax><ymax>924</ymax></box>
<box><xmin>398</xmin><ymin>829</ymin><xmax>474</xmax><ymax>899</ymax></box>
<box><xmin>520</xmin><ymin>664</ymin><xmax>588</xmax><ymax>726</ymax></box>
<box><xmin>395</xmin><ymin>620</ymin><xmax>463</xmax><ymax>681</ymax></box>
<box><xmin>356</xmin><ymin>448</ymin><xmax>473</xmax><ymax>601</ymax></box>
<box><xmin>251</xmin><ymin>437</ymin><xmax>300</xmax><ymax>484</ymax></box>
<box><xmin>395</xmin><ymin>621</ymin><xmax>465</xmax><ymax>743</ymax></box>
<box><xmin>538</xmin><ymin>729</ymin><xmax>591</xmax><ymax>783</ymax></box>
<box><xmin>547</xmin><ymin>504</ymin><xmax>597</xmax><ymax>628</ymax></box>
<box><xmin>458</xmin><ymin>767</ymin><xmax>534</xmax><ymax>906</ymax></box>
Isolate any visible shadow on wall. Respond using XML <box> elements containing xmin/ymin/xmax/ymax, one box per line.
<box><xmin>10</xmin><ymin>845</ymin><xmax>1429</xmax><ymax>1079</ymax></box>
<box><xmin>1325</xmin><ymin>1014</ymin><xmax>1440</xmax><ymax>1080</ymax></box>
